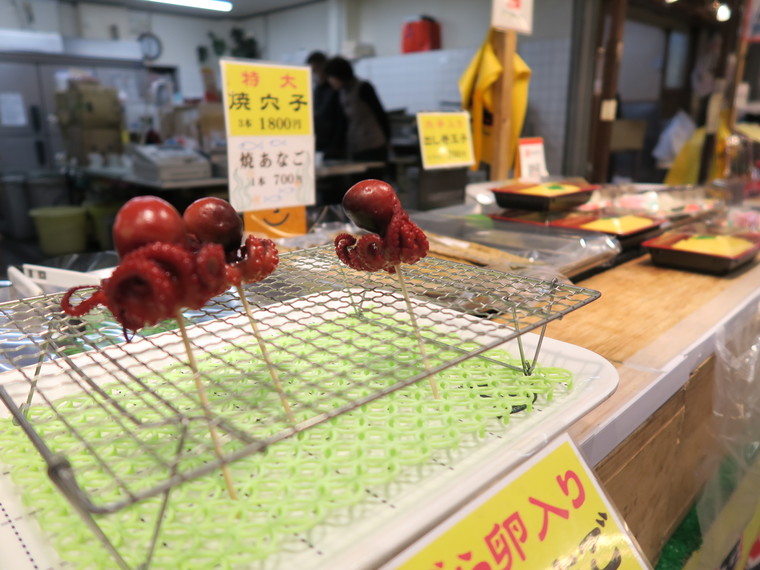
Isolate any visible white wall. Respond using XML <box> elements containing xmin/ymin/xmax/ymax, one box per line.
<box><xmin>518</xmin><ymin>0</ymin><xmax>575</xmax><ymax>174</ymax></box>
<box><xmin>353</xmin><ymin>0</ymin><xmax>491</xmax><ymax>57</ymax></box>
<box><xmin>252</xmin><ymin>2</ymin><xmax>330</xmax><ymax>64</ymax></box>
<box><xmin>78</xmin><ymin>3</ymin><xmax>131</xmax><ymax>40</ymax></box>
<box><xmin>0</xmin><ymin>0</ymin><xmax>61</xmax><ymax>32</ymax></box>
<box><xmin>150</xmin><ymin>13</ymin><xmax>232</xmax><ymax>99</ymax></box>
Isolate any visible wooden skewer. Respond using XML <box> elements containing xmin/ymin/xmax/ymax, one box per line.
<box><xmin>235</xmin><ymin>284</ymin><xmax>295</xmax><ymax>424</ymax></box>
<box><xmin>394</xmin><ymin>265</ymin><xmax>439</xmax><ymax>399</ymax></box>
<box><xmin>175</xmin><ymin>312</ymin><xmax>238</xmax><ymax>500</ymax></box>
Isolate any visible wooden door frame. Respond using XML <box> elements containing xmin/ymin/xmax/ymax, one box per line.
<box><xmin>589</xmin><ymin>0</ymin><xmax>628</xmax><ymax>184</ymax></box>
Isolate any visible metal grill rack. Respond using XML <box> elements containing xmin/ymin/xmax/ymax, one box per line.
<box><xmin>0</xmin><ymin>245</ymin><xmax>600</xmax><ymax>568</ymax></box>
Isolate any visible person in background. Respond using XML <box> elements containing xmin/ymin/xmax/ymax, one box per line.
<box><xmin>324</xmin><ymin>56</ymin><xmax>390</xmax><ymax>163</ymax></box>
<box><xmin>307</xmin><ymin>51</ymin><xmax>346</xmax><ymax>160</ymax></box>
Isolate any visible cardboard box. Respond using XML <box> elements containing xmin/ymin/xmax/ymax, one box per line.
<box><xmin>64</xmin><ymin>127</ymin><xmax>123</xmax><ymax>165</ymax></box>
<box><xmin>57</xmin><ymin>81</ymin><xmax>123</xmax><ymax>129</ymax></box>
<box><xmin>159</xmin><ymin>105</ymin><xmax>200</xmax><ymax>141</ymax></box>
<box><xmin>198</xmin><ymin>102</ymin><xmax>226</xmax><ymax>152</ymax></box>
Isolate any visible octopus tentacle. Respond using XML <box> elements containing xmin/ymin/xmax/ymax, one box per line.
<box><xmin>190</xmin><ymin>243</ymin><xmax>229</xmax><ymax>309</ymax></box>
<box><xmin>334</xmin><ymin>233</ymin><xmax>386</xmax><ymax>272</ymax></box>
<box><xmin>61</xmin><ymin>285</ymin><xmax>106</xmax><ymax>317</ymax></box>
<box><xmin>128</xmin><ymin>242</ymin><xmax>198</xmax><ymax>308</ymax></box>
<box><xmin>232</xmin><ymin>235</ymin><xmax>280</xmax><ymax>283</ymax></box>
<box><xmin>102</xmin><ymin>256</ymin><xmax>179</xmax><ymax>330</ymax></box>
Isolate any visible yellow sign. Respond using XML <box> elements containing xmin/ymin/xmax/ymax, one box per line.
<box><xmin>220</xmin><ymin>58</ymin><xmax>315</xmax><ymax>215</ymax></box>
<box><xmin>393</xmin><ymin>433</ymin><xmax>649</xmax><ymax>569</ymax></box>
<box><xmin>416</xmin><ymin>111</ymin><xmax>475</xmax><ymax>170</ymax></box>
<box><xmin>243</xmin><ymin>206</ymin><xmax>307</xmax><ymax>238</ymax></box>
<box><xmin>222</xmin><ymin>60</ymin><xmax>312</xmax><ymax>137</ymax></box>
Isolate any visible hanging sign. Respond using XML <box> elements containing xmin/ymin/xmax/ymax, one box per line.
<box><xmin>517</xmin><ymin>137</ymin><xmax>549</xmax><ymax>181</ymax></box>
<box><xmin>744</xmin><ymin>0</ymin><xmax>760</xmax><ymax>42</ymax></box>
<box><xmin>221</xmin><ymin>59</ymin><xmax>315</xmax><ymax>213</ymax></box>
<box><xmin>491</xmin><ymin>0</ymin><xmax>534</xmax><ymax>35</ymax></box>
<box><xmin>416</xmin><ymin>111</ymin><xmax>475</xmax><ymax>170</ymax></box>
<box><xmin>389</xmin><ymin>433</ymin><xmax>649</xmax><ymax>570</ymax></box>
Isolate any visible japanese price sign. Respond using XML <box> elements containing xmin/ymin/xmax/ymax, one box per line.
<box><xmin>391</xmin><ymin>433</ymin><xmax>650</xmax><ymax>570</ymax></box>
<box><xmin>745</xmin><ymin>0</ymin><xmax>760</xmax><ymax>42</ymax></box>
<box><xmin>416</xmin><ymin>111</ymin><xmax>475</xmax><ymax>170</ymax></box>
<box><xmin>221</xmin><ymin>59</ymin><xmax>315</xmax><ymax>211</ymax></box>
<box><xmin>517</xmin><ymin>137</ymin><xmax>548</xmax><ymax>182</ymax></box>
<box><xmin>491</xmin><ymin>0</ymin><xmax>533</xmax><ymax>35</ymax></box>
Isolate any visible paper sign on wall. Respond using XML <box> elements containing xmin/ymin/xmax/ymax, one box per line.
<box><xmin>0</xmin><ymin>93</ymin><xmax>26</xmax><ymax>127</ymax></box>
<box><xmin>221</xmin><ymin>59</ymin><xmax>315</xmax><ymax>213</ymax></box>
<box><xmin>517</xmin><ymin>137</ymin><xmax>549</xmax><ymax>181</ymax></box>
<box><xmin>491</xmin><ymin>0</ymin><xmax>534</xmax><ymax>35</ymax></box>
<box><xmin>389</xmin><ymin>433</ymin><xmax>649</xmax><ymax>569</ymax></box>
<box><xmin>416</xmin><ymin>111</ymin><xmax>475</xmax><ymax>170</ymax></box>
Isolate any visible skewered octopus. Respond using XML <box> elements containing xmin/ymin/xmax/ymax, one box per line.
<box><xmin>61</xmin><ymin>196</ymin><xmax>278</xmax><ymax>337</ymax></box>
<box><xmin>334</xmin><ymin>179</ymin><xmax>429</xmax><ymax>273</ymax></box>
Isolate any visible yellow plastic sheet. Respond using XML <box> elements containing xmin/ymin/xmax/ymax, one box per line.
<box><xmin>459</xmin><ymin>30</ymin><xmax>531</xmax><ymax>171</ymax></box>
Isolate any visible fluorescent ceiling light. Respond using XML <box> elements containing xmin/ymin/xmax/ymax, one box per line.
<box><xmin>143</xmin><ymin>0</ymin><xmax>232</xmax><ymax>12</ymax></box>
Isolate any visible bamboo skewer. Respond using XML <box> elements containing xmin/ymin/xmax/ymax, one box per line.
<box><xmin>235</xmin><ymin>284</ymin><xmax>295</xmax><ymax>424</ymax></box>
<box><xmin>394</xmin><ymin>264</ymin><xmax>439</xmax><ymax>399</ymax></box>
<box><xmin>175</xmin><ymin>312</ymin><xmax>238</xmax><ymax>500</ymax></box>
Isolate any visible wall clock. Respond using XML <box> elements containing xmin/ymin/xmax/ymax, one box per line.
<box><xmin>138</xmin><ymin>32</ymin><xmax>162</xmax><ymax>61</ymax></box>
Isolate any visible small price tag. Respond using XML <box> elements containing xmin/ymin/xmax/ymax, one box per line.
<box><xmin>491</xmin><ymin>0</ymin><xmax>534</xmax><ymax>35</ymax></box>
<box><xmin>416</xmin><ymin>111</ymin><xmax>475</xmax><ymax>170</ymax></box>
<box><xmin>221</xmin><ymin>59</ymin><xmax>315</xmax><ymax>214</ymax></box>
<box><xmin>517</xmin><ymin>137</ymin><xmax>548</xmax><ymax>181</ymax></box>
<box><xmin>600</xmin><ymin>99</ymin><xmax>618</xmax><ymax>122</ymax></box>
<box><xmin>389</xmin><ymin>433</ymin><xmax>650</xmax><ymax>570</ymax></box>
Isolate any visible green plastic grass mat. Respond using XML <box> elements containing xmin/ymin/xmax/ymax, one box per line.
<box><xmin>656</xmin><ymin>506</ymin><xmax>702</xmax><ymax>570</ymax></box>
<box><xmin>0</xmin><ymin>317</ymin><xmax>574</xmax><ymax>569</ymax></box>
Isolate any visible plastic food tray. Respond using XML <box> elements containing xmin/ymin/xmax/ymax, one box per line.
<box><xmin>578</xmin><ymin>184</ymin><xmax>722</xmax><ymax>223</ymax></box>
<box><xmin>491</xmin><ymin>180</ymin><xmax>598</xmax><ymax>212</ymax></box>
<box><xmin>0</xmin><ymin>246</ymin><xmax>615</xmax><ymax>569</ymax></box>
<box><xmin>491</xmin><ymin>210</ymin><xmax>666</xmax><ymax>250</ymax></box>
<box><xmin>411</xmin><ymin>207</ymin><xmax>621</xmax><ymax>278</ymax></box>
<box><xmin>642</xmin><ymin>232</ymin><xmax>760</xmax><ymax>275</ymax></box>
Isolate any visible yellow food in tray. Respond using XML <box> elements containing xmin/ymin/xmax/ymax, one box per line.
<box><xmin>579</xmin><ymin>215</ymin><xmax>654</xmax><ymax>235</ymax></box>
<box><xmin>515</xmin><ymin>182</ymin><xmax>584</xmax><ymax>197</ymax></box>
<box><xmin>672</xmin><ymin>235</ymin><xmax>755</xmax><ymax>257</ymax></box>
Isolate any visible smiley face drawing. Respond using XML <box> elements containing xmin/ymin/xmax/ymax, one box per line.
<box><xmin>244</xmin><ymin>206</ymin><xmax>307</xmax><ymax>237</ymax></box>
<box><xmin>264</xmin><ymin>208</ymin><xmax>290</xmax><ymax>227</ymax></box>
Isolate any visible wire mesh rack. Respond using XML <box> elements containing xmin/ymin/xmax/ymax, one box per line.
<box><xmin>0</xmin><ymin>245</ymin><xmax>601</xmax><ymax>568</ymax></box>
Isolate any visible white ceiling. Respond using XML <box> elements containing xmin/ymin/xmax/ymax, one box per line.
<box><xmin>69</xmin><ymin>0</ymin><xmax>319</xmax><ymax>20</ymax></box>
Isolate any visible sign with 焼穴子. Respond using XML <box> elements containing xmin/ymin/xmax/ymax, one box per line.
<box><xmin>416</xmin><ymin>111</ymin><xmax>475</xmax><ymax>170</ymax></box>
<box><xmin>221</xmin><ymin>59</ymin><xmax>315</xmax><ymax>212</ymax></box>
<box><xmin>389</xmin><ymin>433</ymin><xmax>650</xmax><ymax>569</ymax></box>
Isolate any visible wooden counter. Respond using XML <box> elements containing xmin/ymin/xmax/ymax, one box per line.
<box><xmin>548</xmin><ymin>255</ymin><xmax>760</xmax><ymax>562</ymax></box>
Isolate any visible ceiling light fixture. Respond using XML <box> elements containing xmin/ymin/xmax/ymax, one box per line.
<box><xmin>716</xmin><ymin>2</ymin><xmax>731</xmax><ymax>22</ymax></box>
<box><xmin>665</xmin><ymin>0</ymin><xmax>679</xmax><ymax>4</ymax></box>
<box><xmin>143</xmin><ymin>0</ymin><xmax>232</xmax><ymax>12</ymax></box>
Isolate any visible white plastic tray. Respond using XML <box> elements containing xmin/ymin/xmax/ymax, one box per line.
<box><xmin>0</xmin><ymin>291</ymin><xmax>618</xmax><ymax>569</ymax></box>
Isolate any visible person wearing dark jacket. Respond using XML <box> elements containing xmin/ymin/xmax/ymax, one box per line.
<box><xmin>323</xmin><ymin>56</ymin><xmax>390</xmax><ymax>163</ymax></box>
<box><xmin>307</xmin><ymin>51</ymin><xmax>346</xmax><ymax>160</ymax></box>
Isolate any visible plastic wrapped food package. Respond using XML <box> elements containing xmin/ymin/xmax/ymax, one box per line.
<box><xmin>410</xmin><ymin>204</ymin><xmax>622</xmax><ymax>279</ymax></box>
